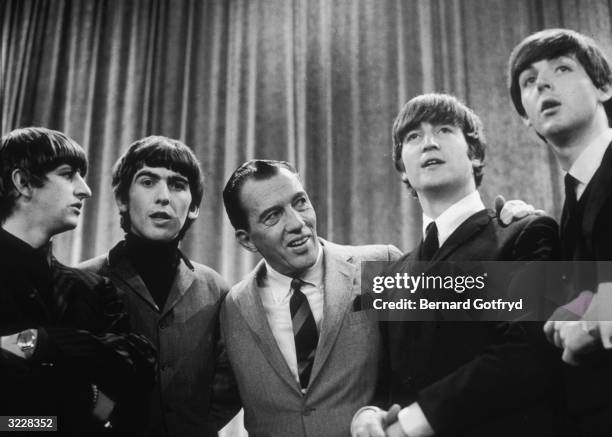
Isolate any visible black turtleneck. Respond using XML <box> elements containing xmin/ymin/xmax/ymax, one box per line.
<box><xmin>124</xmin><ymin>233</ymin><xmax>180</xmax><ymax>310</ymax></box>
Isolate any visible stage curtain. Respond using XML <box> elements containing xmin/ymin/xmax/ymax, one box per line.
<box><xmin>3</xmin><ymin>1</ymin><xmax>612</xmax><ymax>433</ymax></box>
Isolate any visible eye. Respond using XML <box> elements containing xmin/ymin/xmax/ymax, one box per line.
<box><xmin>404</xmin><ymin>132</ymin><xmax>421</xmax><ymax>143</ymax></box>
<box><xmin>294</xmin><ymin>196</ymin><xmax>309</xmax><ymax>210</ymax></box>
<box><xmin>140</xmin><ymin>178</ymin><xmax>154</xmax><ymax>187</ymax></box>
<box><xmin>438</xmin><ymin>126</ymin><xmax>454</xmax><ymax>134</ymax></box>
<box><xmin>262</xmin><ymin>210</ymin><xmax>281</xmax><ymax>226</ymax></box>
<box><xmin>556</xmin><ymin>65</ymin><xmax>571</xmax><ymax>73</ymax></box>
<box><xmin>170</xmin><ymin>180</ymin><xmax>188</xmax><ymax>191</ymax></box>
<box><xmin>521</xmin><ymin>75</ymin><xmax>536</xmax><ymax>88</ymax></box>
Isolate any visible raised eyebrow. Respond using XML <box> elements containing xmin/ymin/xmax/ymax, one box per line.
<box><xmin>134</xmin><ymin>170</ymin><xmax>161</xmax><ymax>181</ymax></box>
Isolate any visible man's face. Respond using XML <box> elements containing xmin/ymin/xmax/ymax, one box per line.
<box><xmin>236</xmin><ymin>168</ymin><xmax>319</xmax><ymax>277</ymax></box>
<box><xmin>32</xmin><ymin>164</ymin><xmax>91</xmax><ymax>236</ymax></box>
<box><xmin>401</xmin><ymin>121</ymin><xmax>477</xmax><ymax>197</ymax></box>
<box><xmin>118</xmin><ymin>166</ymin><xmax>198</xmax><ymax>241</ymax></box>
<box><xmin>518</xmin><ymin>55</ymin><xmax>610</xmax><ymax>141</ymax></box>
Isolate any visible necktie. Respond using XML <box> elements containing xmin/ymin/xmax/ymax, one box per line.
<box><xmin>290</xmin><ymin>278</ymin><xmax>319</xmax><ymax>390</ymax></box>
<box><xmin>561</xmin><ymin>174</ymin><xmax>579</xmax><ymax>258</ymax></box>
<box><xmin>420</xmin><ymin>222</ymin><xmax>439</xmax><ymax>261</ymax></box>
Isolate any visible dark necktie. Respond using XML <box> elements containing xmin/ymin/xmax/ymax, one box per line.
<box><xmin>561</xmin><ymin>174</ymin><xmax>579</xmax><ymax>234</ymax></box>
<box><xmin>420</xmin><ymin>221</ymin><xmax>439</xmax><ymax>261</ymax></box>
<box><xmin>289</xmin><ymin>278</ymin><xmax>319</xmax><ymax>390</ymax></box>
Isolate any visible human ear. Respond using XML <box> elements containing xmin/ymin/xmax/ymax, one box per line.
<box><xmin>236</xmin><ymin>229</ymin><xmax>258</xmax><ymax>253</ymax></box>
<box><xmin>10</xmin><ymin>169</ymin><xmax>33</xmax><ymax>198</ymax></box>
<box><xmin>115</xmin><ymin>196</ymin><xmax>129</xmax><ymax>213</ymax></box>
<box><xmin>188</xmin><ymin>204</ymin><xmax>199</xmax><ymax>220</ymax></box>
<box><xmin>597</xmin><ymin>84</ymin><xmax>612</xmax><ymax>102</ymax></box>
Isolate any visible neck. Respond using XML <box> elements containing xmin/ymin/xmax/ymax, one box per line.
<box><xmin>545</xmin><ymin>109</ymin><xmax>609</xmax><ymax>171</ymax></box>
<box><xmin>2</xmin><ymin>216</ymin><xmax>51</xmax><ymax>248</ymax></box>
<box><xmin>418</xmin><ymin>185</ymin><xmax>475</xmax><ymax>219</ymax></box>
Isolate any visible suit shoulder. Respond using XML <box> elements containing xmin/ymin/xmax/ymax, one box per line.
<box><xmin>190</xmin><ymin>260</ymin><xmax>230</xmax><ymax>292</ymax></box>
<box><xmin>76</xmin><ymin>253</ymin><xmax>109</xmax><ymax>274</ymax></box>
<box><xmin>53</xmin><ymin>258</ymin><xmax>109</xmax><ymax>289</ymax></box>
<box><xmin>491</xmin><ymin>212</ymin><xmax>558</xmax><ymax>237</ymax></box>
<box><xmin>324</xmin><ymin>240</ymin><xmax>402</xmax><ymax>261</ymax></box>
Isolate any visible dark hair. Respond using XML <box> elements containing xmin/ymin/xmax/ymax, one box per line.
<box><xmin>112</xmin><ymin>136</ymin><xmax>204</xmax><ymax>237</ymax></box>
<box><xmin>508</xmin><ymin>28</ymin><xmax>612</xmax><ymax>118</ymax></box>
<box><xmin>0</xmin><ymin>127</ymin><xmax>88</xmax><ymax>222</ymax></box>
<box><xmin>223</xmin><ymin>159</ymin><xmax>298</xmax><ymax>231</ymax></box>
<box><xmin>392</xmin><ymin>93</ymin><xmax>486</xmax><ymax>193</ymax></box>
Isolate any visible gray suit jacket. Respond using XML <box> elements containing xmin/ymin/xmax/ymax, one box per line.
<box><xmin>221</xmin><ymin>239</ymin><xmax>401</xmax><ymax>437</ymax></box>
<box><xmin>78</xmin><ymin>242</ymin><xmax>239</xmax><ymax>437</ymax></box>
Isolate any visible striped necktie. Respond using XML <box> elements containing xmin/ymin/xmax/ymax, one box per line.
<box><xmin>290</xmin><ymin>278</ymin><xmax>319</xmax><ymax>390</ymax></box>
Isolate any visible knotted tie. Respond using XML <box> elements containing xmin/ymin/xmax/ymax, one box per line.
<box><xmin>289</xmin><ymin>278</ymin><xmax>318</xmax><ymax>389</ymax></box>
<box><xmin>561</xmin><ymin>174</ymin><xmax>579</xmax><ymax>258</ymax></box>
<box><xmin>420</xmin><ymin>221</ymin><xmax>439</xmax><ymax>261</ymax></box>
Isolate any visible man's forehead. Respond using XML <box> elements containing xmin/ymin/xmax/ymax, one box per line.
<box><xmin>240</xmin><ymin>170</ymin><xmax>305</xmax><ymax>212</ymax></box>
<box><xmin>521</xmin><ymin>54</ymin><xmax>579</xmax><ymax>73</ymax></box>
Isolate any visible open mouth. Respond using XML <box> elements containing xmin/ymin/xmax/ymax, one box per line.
<box><xmin>150</xmin><ymin>211</ymin><xmax>172</xmax><ymax>220</ymax></box>
<box><xmin>421</xmin><ymin>158</ymin><xmax>444</xmax><ymax>168</ymax></box>
<box><xmin>288</xmin><ymin>235</ymin><xmax>310</xmax><ymax>248</ymax></box>
<box><xmin>540</xmin><ymin>99</ymin><xmax>561</xmax><ymax>114</ymax></box>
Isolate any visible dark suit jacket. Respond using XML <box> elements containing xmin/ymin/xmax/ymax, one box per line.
<box><xmin>380</xmin><ymin>209</ymin><xmax>562</xmax><ymax>437</ymax></box>
<box><xmin>78</xmin><ymin>241</ymin><xmax>240</xmax><ymax>437</ymax></box>
<box><xmin>0</xmin><ymin>228</ymin><xmax>156</xmax><ymax>435</ymax></box>
<box><xmin>561</xmin><ymin>142</ymin><xmax>612</xmax><ymax>435</ymax></box>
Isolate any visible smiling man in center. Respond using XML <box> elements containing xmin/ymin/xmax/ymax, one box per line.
<box><xmin>221</xmin><ymin>159</ymin><xmax>401</xmax><ymax>437</ymax></box>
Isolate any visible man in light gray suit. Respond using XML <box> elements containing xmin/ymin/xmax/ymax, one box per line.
<box><xmin>221</xmin><ymin>159</ymin><xmax>401</xmax><ymax>437</ymax></box>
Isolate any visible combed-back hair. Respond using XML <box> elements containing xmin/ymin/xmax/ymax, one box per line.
<box><xmin>112</xmin><ymin>136</ymin><xmax>204</xmax><ymax>237</ymax></box>
<box><xmin>508</xmin><ymin>28</ymin><xmax>612</xmax><ymax>119</ymax></box>
<box><xmin>0</xmin><ymin>127</ymin><xmax>87</xmax><ymax>222</ymax></box>
<box><xmin>392</xmin><ymin>93</ymin><xmax>486</xmax><ymax>191</ymax></box>
<box><xmin>223</xmin><ymin>159</ymin><xmax>298</xmax><ymax>231</ymax></box>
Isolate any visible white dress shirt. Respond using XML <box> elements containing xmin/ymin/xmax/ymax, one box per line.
<box><xmin>259</xmin><ymin>244</ymin><xmax>324</xmax><ymax>390</ymax></box>
<box><xmin>422</xmin><ymin>190</ymin><xmax>486</xmax><ymax>248</ymax></box>
<box><xmin>567</xmin><ymin>128</ymin><xmax>612</xmax><ymax>200</ymax></box>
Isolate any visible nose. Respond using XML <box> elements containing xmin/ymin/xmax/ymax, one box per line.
<box><xmin>285</xmin><ymin>207</ymin><xmax>306</xmax><ymax>232</ymax></box>
<box><xmin>422</xmin><ymin>131</ymin><xmax>439</xmax><ymax>151</ymax></box>
<box><xmin>155</xmin><ymin>182</ymin><xmax>170</xmax><ymax>205</ymax></box>
<box><xmin>536</xmin><ymin>73</ymin><xmax>552</xmax><ymax>92</ymax></box>
<box><xmin>75</xmin><ymin>173</ymin><xmax>92</xmax><ymax>199</ymax></box>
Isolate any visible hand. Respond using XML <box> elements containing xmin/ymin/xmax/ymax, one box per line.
<box><xmin>495</xmin><ymin>195</ymin><xmax>544</xmax><ymax>225</ymax></box>
<box><xmin>385</xmin><ymin>421</ymin><xmax>408</xmax><ymax>437</ymax></box>
<box><xmin>0</xmin><ymin>328</ymin><xmax>38</xmax><ymax>359</ymax></box>
<box><xmin>543</xmin><ymin>290</ymin><xmax>594</xmax><ymax>344</ymax></box>
<box><xmin>92</xmin><ymin>388</ymin><xmax>115</xmax><ymax>422</ymax></box>
<box><xmin>352</xmin><ymin>408</ymin><xmax>386</xmax><ymax>437</ymax></box>
<box><xmin>384</xmin><ymin>404</ymin><xmax>401</xmax><ymax>428</ymax></box>
<box><xmin>558</xmin><ymin>321</ymin><xmax>600</xmax><ymax>365</ymax></box>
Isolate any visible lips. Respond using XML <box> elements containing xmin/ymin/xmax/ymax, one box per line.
<box><xmin>287</xmin><ymin>235</ymin><xmax>310</xmax><ymax>248</ymax></box>
<box><xmin>70</xmin><ymin>203</ymin><xmax>82</xmax><ymax>213</ymax></box>
<box><xmin>540</xmin><ymin>98</ymin><xmax>561</xmax><ymax>113</ymax></box>
<box><xmin>150</xmin><ymin>211</ymin><xmax>172</xmax><ymax>219</ymax></box>
<box><xmin>421</xmin><ymin>158</ymin><xmax>445</xmax><ymax>168</ymax></box>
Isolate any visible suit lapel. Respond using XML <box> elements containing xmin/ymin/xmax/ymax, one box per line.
<box><xmin>234</xmin><ymin>262</ymin><xmax>302</xmax><ymax>394</ymax></box>
<box><xmin>109</xmin><ymin>255</ymin><xmax>160</xmax><ymax>311</ymax></box>
<box><xmin>432</xmin><ymin>210</ymin><xmax>491</xmax><ymax>261</ymax></box>
<box><xmin>582</xmin><ymin>143</ymin><xmax>612</xmax><ymax>245</ymax></box>
<box><xmin>308</xmin><ymin>243</ymin><xmax>357</xmax><ymax>386</ymax></box>
<box><xmin>162</xmin><ymin>261</ymin><xmax>194</xmax><ymax>316</ymax></box>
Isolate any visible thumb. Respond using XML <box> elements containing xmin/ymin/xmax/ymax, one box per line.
<box><xmin>383</xmin><ymin>404</ymin><xmax>401</xmax><ymax>427</ymax></box>
<box><xmin>494</xmin><ymin>195</ymin><xmax>506</xmax><ymax>216</ymax></box>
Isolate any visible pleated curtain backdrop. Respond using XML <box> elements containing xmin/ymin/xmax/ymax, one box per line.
<box><xmin>3</xmin><ymin>1</ymin><xmax>612</xmax><ymax>434</ymax></box>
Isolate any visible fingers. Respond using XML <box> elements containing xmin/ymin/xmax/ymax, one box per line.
<box><xmin>543</xmin><ymin>320</ymin><xmax>555</xmax><ymax>344</ymax></box>
<box><xmin>352</xmin><ymin>409</ymin><xmax>386</xmax><ymax>437</ymax></box>
<box><xmin>383</xmin><ymin>404</ymin><xmax>400</xmax><ymax>427</ymax></box>
<box><xmin>494</xmin><ymin>195</ymin><xmax>506</xmax><ymax>216</ymax></box>
<box><xmin>561</xmin><ymin>347</ymin><xmax>580</xmax><ymax>366</ymax></box>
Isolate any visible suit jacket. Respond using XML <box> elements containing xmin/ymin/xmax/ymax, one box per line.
<box><xmin>0</xmin><ymin>228</ymin><xmax>156</xmax><ymax>435</ymax></box>
<box><xmin>78</xmin><ymin>241</ymin><xmax>240</xmax><ymax>437</ymax></box>
<box><xmin>560</xmin><ymin>141</ymin><xmax>612</xmax><ymax>435</ymax></box>
<box><xmin>381</xmin><ymin>210</ymin><xmax>562</xmax><ymax>437</ymax></box>
<box><xmin>221</xmin><ymin>239</ymin><xmax>401</xmax><ymax>437</ymax></box>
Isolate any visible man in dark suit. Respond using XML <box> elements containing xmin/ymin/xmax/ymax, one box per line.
<box><xmin>78</xmin><ymin>136</ymin><xmax>240</xmax><ymax>437</ymax></box>
<box><xmin>0</xmin><ymin>127</ymin><xmax>156</xmax><ymax>434</ymax></box>
<box><xmin>508</xmin><ymin>28</ymin><xmax>612</xmax><ymax>435</ymax></box>
<box><xmin>221</xmin><ymin>159</ymin><xmax>401</xmax><ymax>437</ymax></box>
<box><xmin>352</xmin><ymin>94</ymin><xmax>560</xmax><ymax>437</ymax></box>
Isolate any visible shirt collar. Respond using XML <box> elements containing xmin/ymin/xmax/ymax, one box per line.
<box><xmin>264</xmin><ymin>243</ymin><xmax>324</xmax><ymax>302</ymax></box>
<box><xmin>568</xmin><ymin>128</ymin><xmax>612</xmax><ymax>187</ymax></box>
<box><xmin>422</xmin><ymin>190</ymin><xmax>485</xmax><ymax>247</ymax></box>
